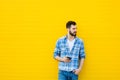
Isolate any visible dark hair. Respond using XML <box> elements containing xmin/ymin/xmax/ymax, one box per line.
<box><xmin>66</xmin><ymin>21</ymin><xmax>76</xmax><ymax>28</ymax></box>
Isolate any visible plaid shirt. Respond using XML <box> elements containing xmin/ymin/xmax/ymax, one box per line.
<box><xmin>54</xmin><ymin>36</ymin><xmax>85</xmax><ymax>71</ymax></box>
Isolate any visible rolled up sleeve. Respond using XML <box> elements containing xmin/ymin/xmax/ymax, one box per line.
<box><xmin>53</xmin><ymin>40</ymin><xmax>61</xmax><ymax>59</ymax></box>
<box><xmin>79</xmin><ymin>40</ymin><xmax>85</xmax><ymax>59</ymax></box>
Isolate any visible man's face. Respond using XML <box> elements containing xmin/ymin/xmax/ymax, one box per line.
<box><xmin>68</xmin><ymin>25</ymin><xmax>77</xmax><ymax>37</ymax></box>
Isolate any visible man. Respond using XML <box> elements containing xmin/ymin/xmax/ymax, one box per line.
<box><xmin>53</xmin><ymin>21</ymin><xmax>85</xmax><ymax>80</ymax></box>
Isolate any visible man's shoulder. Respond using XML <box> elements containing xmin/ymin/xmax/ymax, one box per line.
<box><xmin>56</xmin><ymin>36</ymin><xmax>84</xmax><ymax>43</ymax></box>
<box><xmin>59</xmin><ymin>36</ymin><xmax>66</xmax><ymax>40</ymax></box>
<box><xmin>76</xmin><ymin>37</ymin><xmax>84</xmax><ymax>43</ymax></box>
<box><xmin>56</xmin><ymin>36</ymin><xmax>66</xmax><ymax>43</ymax></box>
<box><xmin>58</xmin><ymin>36</ymin><xmax>66</xmax><ymax>40</ymax></box>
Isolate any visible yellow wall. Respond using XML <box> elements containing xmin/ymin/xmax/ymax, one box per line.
<box><xmin>0</xmin><ymin>0</ymin><xmax>120</xmax><ymax>80</ymax></box>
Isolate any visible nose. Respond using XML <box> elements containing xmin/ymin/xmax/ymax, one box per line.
<box><xmin>74</xmin><ymin>30</ymin><xmax>77</xmax><ymax>32</ymax></box>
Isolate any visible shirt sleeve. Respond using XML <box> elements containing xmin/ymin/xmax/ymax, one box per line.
<box><xmin>79</xmin><ymin>40</ymin><xmax>85</xmax><ymax>59</ymax></box>
<box><xmin>53</xmin><ymin>40</ymin><xmax>61</xmax><ymax>59</ymax></box>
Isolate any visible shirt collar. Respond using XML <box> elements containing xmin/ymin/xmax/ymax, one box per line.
<box><xmin>64</xmin><ymin>35</ymin><xmax>78</xmax><ymax>41</ymax></box>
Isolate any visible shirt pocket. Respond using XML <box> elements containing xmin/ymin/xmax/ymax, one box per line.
<box><xmin>72</xmin><ymin>46</ymin><xmax>80</xmax><ymax>59</ymax></box>
<box><xmin>60</xmin><ymin>48</ymin><xmax>66</xmax><ymax>51</ymax></box>
<box><xmin>60</xmin><ymin>48</ymin><xmax>67</xmax><ymax>56</ymax></box>
<box><xmin>74</xmin><ymin>47</ymin><xmax>80</xmax><ymax>53</ymax></box>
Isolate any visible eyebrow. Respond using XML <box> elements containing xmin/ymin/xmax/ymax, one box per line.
<box><xmin>73</xmin><ymin>28</ymin><xmax>77</xmax><ymax>29</ymax></box>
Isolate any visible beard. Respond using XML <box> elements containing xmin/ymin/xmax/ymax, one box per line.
<box><xmin>69</xmin><ymin>30</ymin><xmax>77</xmax><ymax>37</ymax></box>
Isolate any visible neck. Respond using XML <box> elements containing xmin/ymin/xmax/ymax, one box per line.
<box><xmin>67</xmin><ymin>33</ymin><xmax>75</xmax><ymax>41</ymax></box>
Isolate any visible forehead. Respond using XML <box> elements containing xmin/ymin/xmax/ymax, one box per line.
<box><xmin>70</xmin><ymin>25</ymin><xmax>77</xmax><ymax>28</ymax></box>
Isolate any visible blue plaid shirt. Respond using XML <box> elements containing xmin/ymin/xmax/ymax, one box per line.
<box><xmin>54</xmin><ymin>36</ymin><xmax>85</xmax><ymax>71</ymax></box>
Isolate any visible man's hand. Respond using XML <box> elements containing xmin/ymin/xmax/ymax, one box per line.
<box><xmin>61</xmin><ymin>57</ymin><xmax>71</xmax><ymax>62</ymax></box>
<box><xmin>73</xmin><ymin>58</ymin><xmax>84</xmax><ymax>75</ymax></box>
<box><xmin>55</xmin><ymin>56</ymin><xmax>71</xmax><ymax>62</ymax></box>
<box><xmin>73</xmin><ymin>69</ymin><xmax>81</xmax><ymax>75</ymax></box>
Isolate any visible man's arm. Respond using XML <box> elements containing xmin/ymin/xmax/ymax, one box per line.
<box><xmin>55</xmin><ymin>56</ymin><xmax>71</xmax><ymax>62</ymax></box>
<box><xmin>74</xmin><ymin>58</ymin><xmax>85</xmax><ymax>75</ymax></box>
<box><xmin>79</xmin><ymin>40</ymin><xmax>85</xmax><ymax>70</ymax></box>
<box><xmin>53</xmin><ymin>40</ymin><xmax>61</xmax><ymax>59</ymax></box>
<box><xmin>55</xmin><ymin>56</ymin><xmax>63</xmax><ymax>62</ymax></box>
<box><xmin>74</xmin><ymin>40</ymin><xmax>85</xmax><ymax>75</ymax></box>
<box><xmin>78</xmin><ymin>58</ymin><xmax>85</xmax><ymax>70</ymax></box>
<box><xmin>53</xmin><ymin>40</ymin><xmax>70</xmax><ymax>63</ymax></box>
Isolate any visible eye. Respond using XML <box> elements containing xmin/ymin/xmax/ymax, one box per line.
<box><xmin>73</xmin><ymin>28</ymin><xmax>76</xmax><ymax>30</ymax></box>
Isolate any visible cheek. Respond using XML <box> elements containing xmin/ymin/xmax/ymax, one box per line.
<box><xmin>73</xmin><ymin>30</ymin><xmax>76</xmax><ymax>33</ymax></box>
<box><xmin>70</xmin><ymin>29</ymin><xmax>74</xmax><ymax>32</ymax></box>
